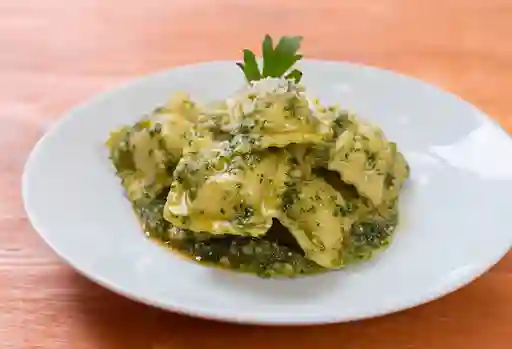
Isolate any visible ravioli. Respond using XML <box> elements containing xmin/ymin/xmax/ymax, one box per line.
<box><xmin>106</xmin><ymin>120</ymin><xmax>175</xmax><ymax>202</ymax></box>
<box><xmin>162</xmin><ymin>91</ymin><xmax>200</xmax><ymax>123</ymax></box>
<box><xmin>218</xmin><ymin>78</ymin><xmax>332</xmax><ymax>151</ymax></box>
<box><xmin>326</xmin><ymin>116</ymin><xmax>402</xmax><ymax>206</ymax></box>
<box><xmin>278</xmin><ymin>175</ymin><xmax>356</xmax><ymax>268</ymax></box>
<box><xmin>163</xmin><ymin>145</ymin><xmax>292</xmax><ymax>236</ymax></box>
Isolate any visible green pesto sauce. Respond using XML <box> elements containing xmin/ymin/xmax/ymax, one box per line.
<box><xmin>131</xmin><ymin>187</ymin><xmax>398</xmax><ymax>278</ymax></box>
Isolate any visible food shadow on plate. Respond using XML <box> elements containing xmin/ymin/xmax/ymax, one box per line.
<box><xmin>204</xmin><ymin>266</ymin><xmax>341</xmax><ymax>301</ymax></box>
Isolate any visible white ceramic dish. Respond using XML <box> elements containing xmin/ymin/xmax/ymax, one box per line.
<box><xmin>22</xmin><ymin>60</ymin><xmax>512</xmax><ymax>325</ymax></box>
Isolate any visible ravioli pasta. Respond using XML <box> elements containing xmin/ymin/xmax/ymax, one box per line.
<box><xmin>106</xmin><ymin>77</ymin><xmax>410</xmax><ymax>277</ymax></box>
<box><xmin>279</xmin><ymin>175</ymin><xmax>356</xmax><ymax>268</ymax></box>
<box><xmin>164</xmin><ymin>145</ymin><xmax>291</xmax><ymax>236</ymax></box>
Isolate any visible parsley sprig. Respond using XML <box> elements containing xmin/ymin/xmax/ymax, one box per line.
<box><xmin>236</xmin><ymin>35</ymin><xmax>303</xmax><ymax>84</ymax></box>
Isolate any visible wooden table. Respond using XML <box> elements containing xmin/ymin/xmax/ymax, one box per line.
<box><xmin>1</xmin><ymin>0</ymin><xmax>511</xmax><ymax>347</ymax></box>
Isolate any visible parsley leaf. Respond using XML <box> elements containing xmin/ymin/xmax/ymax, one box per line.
<box><xmin>236</xmin><ymin>34</ymin><xmax>304</xmax><ymax>83</ymax></box>
<box><xmin>236</xmin><ymin>49</ymin><xmax>261</xmax><ymax>82</ymax></box>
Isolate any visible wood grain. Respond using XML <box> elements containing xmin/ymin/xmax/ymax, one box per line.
<box><xmin>1</xmin><ymin>0</ymin><xmax>511</xmax><ymax>347</ymax></box>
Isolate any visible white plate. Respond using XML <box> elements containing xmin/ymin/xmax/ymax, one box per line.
<box><xmin>22</xmin><ymin>60</ymin><xmax>512</xmax><ymax>325</ymax></box>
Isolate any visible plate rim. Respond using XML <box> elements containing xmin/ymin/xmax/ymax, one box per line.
<box><xmin>21</xmin><ymin>59</ymin><xmax>512</xmax><ymax>325</ymax></box>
